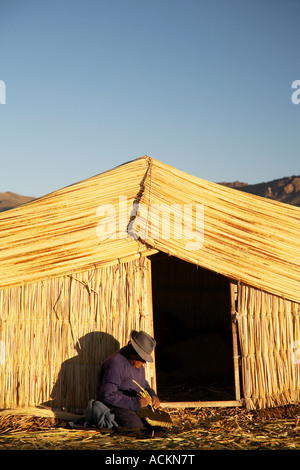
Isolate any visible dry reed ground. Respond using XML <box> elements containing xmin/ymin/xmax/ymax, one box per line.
<box><xmin>0</xmin><ymin>405</ymin><xmax>300</xmax><ymax>451</ymax></box>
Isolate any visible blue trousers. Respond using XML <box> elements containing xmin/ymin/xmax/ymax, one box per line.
<box><xmin>110</xmin><ymin>406</ymin><xmax>144</xmax><ymax>428</ymax></box>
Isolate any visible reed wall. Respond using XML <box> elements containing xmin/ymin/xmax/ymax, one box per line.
<box><xmin>237</xmin><ymin>283</ymin><xmax>300</xmax><ymax>409</ymax></box>
<box><xmin>0</xmin><ymin>256</ymin><xmax>155</xmax><ymax>412</ymax></box>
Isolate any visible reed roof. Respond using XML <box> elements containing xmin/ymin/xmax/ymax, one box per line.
<box><xmin>0</xmin><ymin>156</ymin><xmax>299</xmax><ymax>303</ymax></box>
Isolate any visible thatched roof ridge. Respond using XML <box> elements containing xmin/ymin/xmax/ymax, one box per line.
<box><xmin>0</xmin><ymin>155</ymin><xmax>299</xmax><ymax>303</ymax></box>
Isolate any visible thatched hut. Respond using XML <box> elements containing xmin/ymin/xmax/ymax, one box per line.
<box><xmin>0</xmin><ymin>156</ymin><xmax>300</xmax><ymax>412</ymax></box>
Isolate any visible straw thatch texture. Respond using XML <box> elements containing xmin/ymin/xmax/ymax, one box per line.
<box><xmin>132</xmin><ymin>158</ymin><xmax>300</xmax><ymax>304</ymax></box>
<box><xmin>237</xmin><ymin>283</ymin><xmax>300</xmax><ymax>409</ymax></box>
<box><xmin>0</xmin><ymin>157</ymin><xmax>155</xmax><ymax>289</ymax></box>
<box><xmin>0</xmin><ymin>257</ymin><xmax>155</xmax><ymax>411</ymax></box>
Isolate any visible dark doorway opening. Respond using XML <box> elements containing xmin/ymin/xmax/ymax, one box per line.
<box><xmin>151</xmin><ymin>253</ymin><xmax>236</xmax><ymax>403</ymax></box>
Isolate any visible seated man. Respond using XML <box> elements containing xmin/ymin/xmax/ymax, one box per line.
<box><xmin>96</xmin><ymin>329</ymin><xmax>160</xmax><ymax>429</ymax></box>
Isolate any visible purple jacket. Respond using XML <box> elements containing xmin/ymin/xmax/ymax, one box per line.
<box><xmin>96</xmin><ymin>347</ymin><xmax>157</xmax><ymax>411</ymax></box>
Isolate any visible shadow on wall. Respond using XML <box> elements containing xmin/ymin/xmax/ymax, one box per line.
<box><xmin>41</xmin><ymin>332</ymin><xmax>120</xmax><ymax>413</ymax></box>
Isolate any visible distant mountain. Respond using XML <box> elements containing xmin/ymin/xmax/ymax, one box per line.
<box><xmin>1</xmin><ymin>174</ymin><xmax>300</xmax><ymax>213</ymax></box>
<box><xmin>219</xmin><ymin>175</ymin><xmax>300</xmax><ymax>207</ymax></box>
<box><xmin>0</xmin><ymin>192</ymin><xmax>36</xmax><ymax>212</ymax></box>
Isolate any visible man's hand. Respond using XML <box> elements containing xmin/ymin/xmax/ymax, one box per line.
<box><xmin>139</xmin><ymin>395</ymin><xmax>151</xmax><ymax>408</ymax></box>
<box><xmin>151</xmin><ymin>395</ymin><xmax>160</xmax><ymax>409</ymax></box>
<box><xmin>139</xmin><ymin>394</ymin><xmax>161</xmax><ymax>408</ymax></box>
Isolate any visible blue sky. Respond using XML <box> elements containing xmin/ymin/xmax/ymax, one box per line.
<box><xmin>0</xmin><ymin>0</ymin><xmax>300</xmax><ymax>197</ymax></box>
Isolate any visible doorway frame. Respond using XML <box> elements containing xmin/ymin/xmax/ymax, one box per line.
<box><xmin>150</xmin><ymin>254</ymin><xmax>242</xmax><ymax>408</ymax></box>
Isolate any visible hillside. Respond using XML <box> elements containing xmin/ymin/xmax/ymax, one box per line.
<box><xmin>0</xmin><ymin>192</ymin><xmax>36</xmax><ymax>212</ymax></box>
<box><xmin>219</xmin><ymin>175</ymin><xmax>300</xmax><ymax>207</ymax></box>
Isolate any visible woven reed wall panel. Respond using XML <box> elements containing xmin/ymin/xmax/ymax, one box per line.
<box><xmin>0</xmin><ymin>257</ymin><xmax>154</xmax><ymax>412</ymax></box>
<box><xmin>237</xmin><ymin>283</ymin><xmax>300</xmax><ymax>410</ymax></box>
